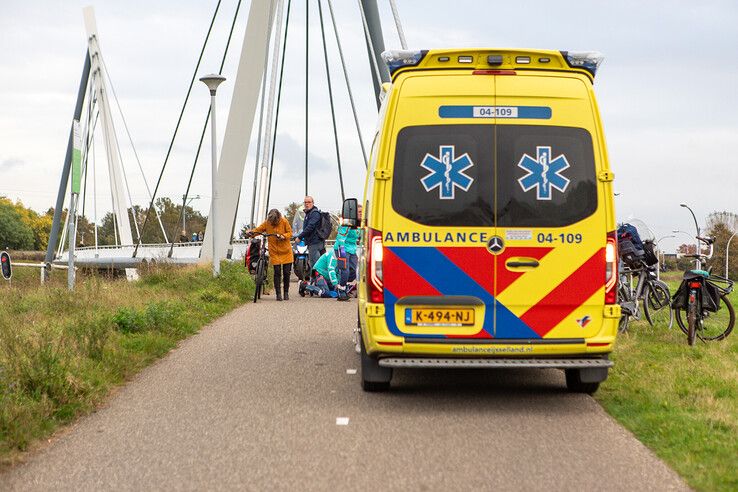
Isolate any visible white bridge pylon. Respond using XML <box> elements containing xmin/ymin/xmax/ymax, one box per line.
<box><xmin>201</xmin><ymin>0</ymin><xmax>277</xmax><ymax>262</ymax></box>
<box><xmin>83</xmin><ymin>7</ymin><xmax>133</xmax><ymax>246</ymax></box>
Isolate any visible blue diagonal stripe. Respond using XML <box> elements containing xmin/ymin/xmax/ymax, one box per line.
<box><xmin>387</xmin><ymin>246</ymin><xmax>540</xmax><ymax>339</ymax></box>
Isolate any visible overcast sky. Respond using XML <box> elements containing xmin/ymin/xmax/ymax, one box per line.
<box><xmin>1</xmin><ymin>0</ymin><xmax>737</xmax><ymax>252</ymax></box>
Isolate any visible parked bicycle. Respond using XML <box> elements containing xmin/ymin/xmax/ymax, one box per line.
<box><xmin>618</xmin><ymin>262</ymin><xmax>673</xmax><ymax>333</ymax></box>
<box><xmin>671</xmin><ymin>235</ymin><xmax>735</xmax><ymax>345</ymax></box>
<box><xmin>617</xmin><ymin>221</ymin><xmax>673</xmax><ymax>332</ymax></box>
<box><xmin>247</xmin><ymin>232</ymin><xmax>277</xmax><ymax>303</ymax></box>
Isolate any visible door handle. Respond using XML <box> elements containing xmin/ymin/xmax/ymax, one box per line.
<box><xmin>506</xmin><ymin>259</ymin><xmax>540</xmax><ymax>269</ymax></box>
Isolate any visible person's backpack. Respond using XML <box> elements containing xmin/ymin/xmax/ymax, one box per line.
<box><xmin>316</xmin><ymin>211</ymin><xmax>333</xmax><ymax>240</ymax></box>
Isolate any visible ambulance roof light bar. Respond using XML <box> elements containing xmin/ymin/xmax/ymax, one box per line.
<box><xmin>382</xmin><ymin>49</ymin><xmax>427</xmax><ymax>74</ymax></box>
<box><xmin>561</xmin><ymin>51</ymin><xmax>604</xmax><ymax>76</ymax></box>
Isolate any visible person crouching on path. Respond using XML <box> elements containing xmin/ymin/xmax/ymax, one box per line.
<box><xmin>250</xmin><ymin>209</ymin><xmax>294</xmax><ymax>301</ymax></box>
<box><xmin>305</xmin><ymin>249</ymin><xmax>339</xmax><ymax>298</ymax></box>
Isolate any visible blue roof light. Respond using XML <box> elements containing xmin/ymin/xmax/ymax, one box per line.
<box><xmin>382</xmin><ymin>50</ymin><xmax>427</xmax><ymax>74</ymax></box>
<box><xmin>562</xmin><ymin>51</ymin><xmax>604</xmax><ymax>76</ymax></box>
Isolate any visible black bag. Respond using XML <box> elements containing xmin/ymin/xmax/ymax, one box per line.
<box><xmin>642</xmin><ymin>240</ymin><xmax>659</xmax><ymax>266</ymax></box>
<box><xmin>671</xmin><ymin>273</ymin><xmax>721</xmax><ymax>312</ymax></box>
<box><xmin>316</xmin><ymin>211</ymin><xmax>333</xmax><ymax>240</ymax></box>
<box><xmin>245</xmin><ymin>238</ymin><xmax>261</xmax><ymax>274</ymax></box>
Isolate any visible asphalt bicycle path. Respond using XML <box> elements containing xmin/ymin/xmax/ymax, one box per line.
<box><xmin>2</xmin><ymin>288</ymin><xmax>688</xmax><ymax>491</ymax></box>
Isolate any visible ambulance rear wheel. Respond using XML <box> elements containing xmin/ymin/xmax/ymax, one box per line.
<box><xmin>565</xmin><ymin>369</ymin><xmax>601</xmax><ymax>394</ymax></box>
<box><xmin>360</xmin><ymin>337</ymin><xmax>392</xmax><ymax>392</ymax></box>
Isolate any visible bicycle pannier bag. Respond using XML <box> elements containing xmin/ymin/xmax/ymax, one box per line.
<box><xmin>245</xmin><ymin>238</ymin><xmax>262</xmax><ymax>274</ymax></box>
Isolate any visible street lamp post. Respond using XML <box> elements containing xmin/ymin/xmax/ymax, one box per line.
<box><xmin>199</xmin><ymin>74</ymin><xmax>226</xmax><ymax>277</ymax></box>
<box><xmin>680</xmin><ymin>203</ymin><xmax>701</xmax><ymax>265</ymax></box>
<box><xmin>655</xmin><ymin>234</ymin><xmax>675</xmax><ymax>280</ymax></box>
<box><xmin>726</xmin><ymin>231</ymin><xmax>737</xmax><ymax>279</ymax></box>
<box><xmin>181</xmin><ymin>194</ymin><xmax>201</xmax><ymax>240</ymax></box>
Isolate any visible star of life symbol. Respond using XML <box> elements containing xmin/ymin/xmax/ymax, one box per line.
<box><xmin>420</xmin><ymin>145</ymin><xmax>474</xmax><ymax>199</ymax></box>
<box><xmin>517</xmin><ymin>146</ymin><xmax>571</xmax><ymax>200</ymax></box>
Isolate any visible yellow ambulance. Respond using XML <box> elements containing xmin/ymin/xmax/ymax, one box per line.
<box><xmin>342</xmin><ymin>49</ymin><xmax>619</xmax><ymax>393</ymax></box>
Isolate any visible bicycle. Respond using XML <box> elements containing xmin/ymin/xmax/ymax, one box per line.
<box><xmin>618</xmin><ymin>261</ymin><xmax>673</xmax><ymax>333</ymax></box>
<box><xmin>247</xmin><ymin>232</ymin><xmax>278</xmax><ymax>303</ymax></box>
<box><xmin>672</xmin><ymin>236</ymin><xmax>735</xmax><ymax>345</ymax></box>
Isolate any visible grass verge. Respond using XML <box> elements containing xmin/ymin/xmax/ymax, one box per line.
<box><xmin>597</xmin><ymin>272</ymin><xmax>738</xmax><ymax>491</ymax></box>
<box><xmin>0</xmin><ymin>262</ymin><xmax>254</xmax><ymax>465</ymax></box>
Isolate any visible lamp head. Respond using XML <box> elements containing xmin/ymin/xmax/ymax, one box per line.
<box><xmin>199</xmin><ymin>74</ymin><xmax>226</xmax><ymax>94</ymax></box>
<box><xmin>680</xmin><ymin>203</ymin><xmax>688</xmax><ymax>208</ymax></box>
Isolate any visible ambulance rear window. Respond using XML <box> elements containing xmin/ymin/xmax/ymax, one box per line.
<box><xmin>496</xmin><ymin>125</ymin><xmax>597</xmax><ymax>227</ymax></box>
<box><xmin>392</xmin><ymin>124</ymin><xmax>495</xmax><ymax>227</ymax></box>
<box><xmin>391</xmin><ymin>124</ymin><xmax>597</xmax><ymax>227</ymax></box>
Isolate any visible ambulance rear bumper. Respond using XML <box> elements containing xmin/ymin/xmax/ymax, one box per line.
<box><xmin>378</xmin><ymin>357</ymin><xmax>613</xmax><ymax>369</ymax></box>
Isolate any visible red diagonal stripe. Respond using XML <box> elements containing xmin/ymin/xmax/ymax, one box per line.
<box><xmin>520</xmin><ymin>248</ymin><xmax>605</xmax><ymax>337</ymax></box>
<box><xmin>495</xmin><ymin>246</ymin><xmax>553</xmax><ymax>294</ymax></box>
<box><xmin>437</xmin><ymin>247</ymin><xmax>494</xmax><ymax>296</ymax></box>
<box><xmin>384</xmin><ymin>248</ymin><xmax>441</xmax><ymax>298</ymax></box>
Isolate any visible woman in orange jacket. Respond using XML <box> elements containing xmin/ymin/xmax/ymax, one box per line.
<box><xmin>250</xmin><ymin>209</ymin><xmax>294</xmax><ymax>300</ymax></box>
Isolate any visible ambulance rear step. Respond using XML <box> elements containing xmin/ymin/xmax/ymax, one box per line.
<box><xmin>378</xmin><ymin>358</ymin><xmax>613</xmax><ymax>369</ymax></box>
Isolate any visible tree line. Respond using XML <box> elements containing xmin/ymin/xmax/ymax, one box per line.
<box><xmin>0</xmin><ymin>196</ymin><xmax>208</xmax><ymax>251</ymax></box>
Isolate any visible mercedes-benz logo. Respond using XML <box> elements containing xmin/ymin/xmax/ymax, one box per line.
<box><xmin>487</xmin><ymin>236</ymin><xmax>505</xmax><ymax>254</ymax></box>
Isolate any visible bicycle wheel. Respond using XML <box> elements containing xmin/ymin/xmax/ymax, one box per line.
<box><xmin>618</xmin><ymin>314</ymin><xmax>629</xmax><ymax>334</ymax></box>
<box><xmin>687</xmin><ymin>295</ymin><xmax>697</xmax><ymax>346</ymax></box>
<box><xmin>676</xmin><ymin>293</ymin><xmax>735</xmax><ymax>342</ymax></box>
<box><xmin>643</xmin><ymin>281</ymin><xmax>673</xmax><ymax>329</ymax></box>
<box><xmin>254</xmin><ymin>259</ymin><xmax>266</xmax><ymax>303</ymax></box>
<box><xmin>617</xmin><ymin>283</ymin><xmax>631</xmax><ymax>333</ymax></box>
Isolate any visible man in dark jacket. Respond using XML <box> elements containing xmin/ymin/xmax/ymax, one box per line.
<box><xmin>297</xmin><ymin>196</ymin><xmax>325</xmax><ymax>266</ymax></box>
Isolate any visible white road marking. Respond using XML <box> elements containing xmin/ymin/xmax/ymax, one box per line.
<box><xmin>336</xmin><ymin>417</ymin><xmax>349</xmax><ymax>426</ymax></box>
<box><xmin>346</xmin><ymin>369</ymin><xmax>357</xmax><ymax>375</ymax></box>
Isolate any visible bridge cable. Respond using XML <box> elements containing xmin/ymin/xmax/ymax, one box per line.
<box><xmin>317</xmin><ymin>0</ymin><xmax>345</xmax><ymax>201</ymax></box>
<box><xmin>357</xmin><ymin>0</ymin><xmax>382</xmax><ymax>90</ymax></box>
<box><xmin>79</xmin><ymin>109</ymin><xmax>99</xmax><ymax>245</ymax></box>
<box><xmin>388</xmin><ymin>0</ymin><xmax>408</xmax><ymax>49</ymax></box>
<box><xmin>265</xmin><ymin>0</ymin><xmax>294</xmax><ymax>212</ymax></box>
<box><xmin>97</xmin><ymin>50</ymin><xmax>169</xmax><ymax>242</ymax></box>
<box><xmin>305</xmin><ymin>0</ymin><xmax>309</xmax><ymax>196</ymax></box>
<box><xmin>166</xmin><ymin>0</ymin><xmax>244</xmax><ymax>258</ymax></box>
<box><xmin>80</xmin><ymin>76</ymin><xmax>98</xmax><ymax>220</ymax></box>
<box><xmin>134</xmin><ymin>0</ymin><xmax>222</xmax><ymax>257</ymax></box>
<box><xmin>92</xmin><ymin>124</ymin><xmax>99</xmax><ymax>251</ymax></box>
<box><xmin>326</xmin><ymin>0</ymin><xmax>368</xmax><ymax>168</ymax></box>
<box><xmin>249</xmin><ymin>67</ymin><xmax>270</xmax><ymax>228</ymax></box>
<box><xmin>101</xmin><ymin>94</ymin><xmax>143</xmax><ymax>243</ymax></box>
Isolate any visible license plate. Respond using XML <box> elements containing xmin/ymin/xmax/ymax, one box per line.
<box><xmin>405</xmin><ymin>308</ymin><xmax>475</xmax><ymax>326</ymax></box>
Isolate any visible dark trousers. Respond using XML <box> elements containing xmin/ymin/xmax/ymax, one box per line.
<box><xmin>307</xmin><ymin>242</ymin><xmax>325</xmax><ymax>267</ymax></box>
<box><xmin>338</xmin><ymin>252</ymin><xmax>358</xmax><ymax>287</ymax></box>
<box><xmin>274</xmin><ymin>263</ymin><xmax>292</xmax><ymax>294</ymax></box>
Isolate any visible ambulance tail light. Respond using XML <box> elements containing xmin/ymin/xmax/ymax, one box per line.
<box><xmin>367</xmin><ymin>228</ymin><xmax>384</xmax><ymax>303</ymax></box>
<box><xmin>605</xmin><ymin>231</ymin><xmax>618</xmax><ymax>304</ymax></box>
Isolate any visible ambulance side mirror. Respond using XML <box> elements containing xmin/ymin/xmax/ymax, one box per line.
<box><xmin>342</xmin><ymin>198</ymin><xmax>359</xmax><ymax>228</ymax></box>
